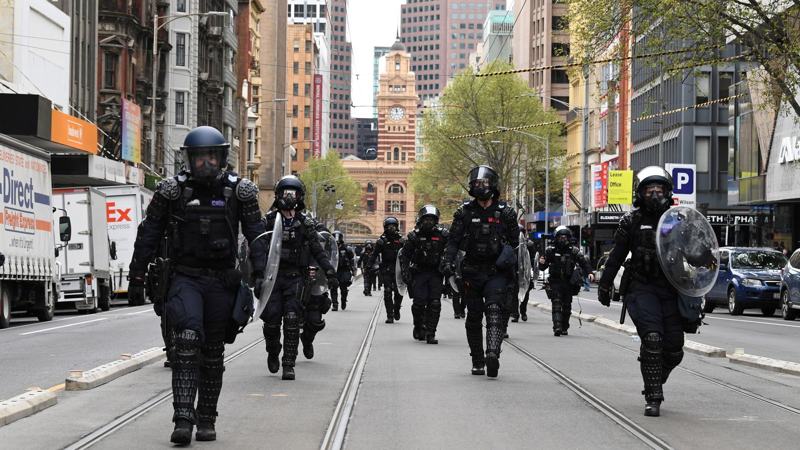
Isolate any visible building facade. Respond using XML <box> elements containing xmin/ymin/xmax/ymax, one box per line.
<box><xmin>512</xmin><ymin>0</ymin><xmax>570</xmax><ymax>115</ymax></box>
<box><xmin>356</xmin><ymin>117</ymin><xmax>378</xmax><ymax>159</ymax></box>
<box><xmin>329</xmin><ymin>0</ymin><xmax>356</xmax><ymax>156</ymax></box>
<box><xmin>342</xmin><ymin>39</ymin><xmax>418</xmax><ymax>241</ymax></box>
<box><xmin>56</xmin><ymin>0</ymin><xmax>98</xmax><ymax>122</ymax></box>
<box><xmin>400</xmin><ymin>0</ymin><xmax>506</xmax><ymax>102</ymax></box>
<box><xmin>286</xmin><ymin>24</ymin><xmax>318</xmax><ymax>173</ymax></box>
<box><xmin>237</xmin><ymin>0</ymin><xmax>265</xmax><ymax>180</ymax></box>
<box><xmin>373</xmin><ymin>46</ymin><xmax>392</xmax><ymax>118</ymax></box>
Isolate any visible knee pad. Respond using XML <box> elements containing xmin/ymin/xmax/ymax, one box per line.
<box><xmin>174</xmin><ymin>329</ymin><xmax>201</xmax><ymax>349</ymax></box>
<box><xmin>284</xmin><ymin>312</ymin><xmax>300</xmax><ymax>329</ymax></box>
<box><xmin>642</xmin><ymin>332</ymin><xmax>663</xmax><ymax>353</ymax></box>
<box><xmin>305</xmin><ymin>319</ymin><xmax>326</xmax><ymax>334</ymax></box>
<box><xmin>486</xmin><ymin>287</ymin><xmax>507</xmax><ymax>304</ymax></box>
<box><xmin>430</xmin><ymin>299</ymin><xmax>442</xmax><ymax>311</ymax></box>
<box><xmin>263</xmin><ymin>323</ymin><xmax>281</xmax><ymax>339</ymax></box>
<box><xmin>663</xmin><ymin>350</ymin><xmax>683</xmax><ymax>368</ymax></box>
<box><xmin>200</xmin><ymin>341</ymin><xmax>225</xmax><ymax>372</ymax></box>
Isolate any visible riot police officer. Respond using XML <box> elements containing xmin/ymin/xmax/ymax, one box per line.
<box><xmin>598</xmin><ymin>166</ymin><xmax>683</xmax><ymax>417</ymax></box>
<box><xmin>442</xmin><ymin>166</ymin><xmax>519</xmax><ymax>378</ymax></box>
<box><xmin>128</xmin><ymin>126</ymin><xmax>267</xmax><ymax>444</ymax></box>
<box><xmin>300</xmin><ymin>221</ymin><xmax>336</xmax><ymax>361</ymax></box>
<box><xmin>331</xmin><ymin>231</ymin><xmax>356</xmax><ymax>311</ymax></box>
<box><xmin>400</xmin><ymin>205</ymin><xmax>449</xmax><ymax>344</ymax></box>
<box><xmin>538</xmin><ymin>226</ymin><xmax>593</xmax><ymax>336</ymax></box>
<box><xmin>359</xmin><ymin>240</ymin><xmax>376</xmax><ymax>296</ymax></box>
<box><xmin>369</xmin><ymin>217</ymin><xmax>404</xmax><ymax>323</ymax></box>
<box><xmin>261</xmin><ymin>176</ymin><xmax>338</xmax><ymax>381</ymax></box>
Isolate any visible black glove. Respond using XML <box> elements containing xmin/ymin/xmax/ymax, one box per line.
<box><xmin>128</xmin><ymin>275</ymin><xmax>146</xmax><ymax>306</ymax></box>
<box><xmin>251</xmin><ymin>270</ymin><xmax>265</xmax><ymax>299</ymax></box>
<box><xmin>597</xmin><ymin>284</ymin><xmax>612</xmax><ymax>307</ymax></box>
<box><xmin>326</xmin><ymin>270</ymin><xmax>339</xmax><ymax>289</ymax></box>
<box><xmin>440</xmin><ymin>260</ymin><xmax>455</xmax><ymax>278</ymax></box>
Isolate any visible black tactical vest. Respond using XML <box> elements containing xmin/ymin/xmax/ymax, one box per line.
<box><xmin>462</xmin><ymin>203</ymin><xmax>505</xmax><ymax>263</ymax></box>
<box><xmin>628</xmin><ymin>211</ymin><xmax>665</xmax><ymax>282</ymax></box>
<box><xmin>378</xmin><ymin>233</ymin><xmax>403</xmax><ymax>268</ymax></box>
<box><xmin>547</xmin><ymin>246</ymin><xmax>578</xmax><ymax>281</ymax></box>
<box><xmin>264</xmin><ymin>211</ymin><xmax>314</xmax><ymax>271</ymax></box>
<box><xmin>410</xmin><ymin>227</ymin><xmax>447</xmax><ymax>270</ymax></box>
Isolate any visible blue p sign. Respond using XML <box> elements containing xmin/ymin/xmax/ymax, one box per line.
<box><xmin>672</xmin><ymin>167</ymin><xmax>694</xmax><ymax>194</ymax></box>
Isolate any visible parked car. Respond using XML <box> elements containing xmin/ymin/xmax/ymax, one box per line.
<box><xmin>704</xmin><ymin>247</ymin><xmax>786</xmax><ymax>316</ymax></box>
<box><xmin>779</xmin><ymin>249</ymin><xmax>800</xmax><ymax>321</ymax></box>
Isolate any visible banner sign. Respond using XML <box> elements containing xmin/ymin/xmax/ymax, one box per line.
<box><xmin>592</xmin><ymin>162</ymin><xmax>609</xmax><ymax>209</ymax></box>
<box><xmin>563</xmin><ymin>178</ymin><xmax>570</xmax><ymax>209</ymax></box>
<box><xmin>121</xmin><ymin>99</ymin><xmax>142</xmax><ymax>164</ymax></box>
<box><xmin>312</xmin><ymin>74</ymin><xmax>323</xmax><ymax>158</ymax></box>
<box><xmin>607</xmin><ymin>170</ymin><xmax>633</xmax><ymax>205</ymax></box>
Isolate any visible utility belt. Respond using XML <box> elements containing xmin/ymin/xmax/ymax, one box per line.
<box><xmin>174</xmin><ymin>264</ymin><xmax>242</xmax><ymax>289</ymax></box>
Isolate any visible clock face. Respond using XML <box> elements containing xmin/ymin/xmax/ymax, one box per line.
<box><xmin>389</xmin><ymin>106</ymin><xmax>405</xmax><ymax>121</ymax></box>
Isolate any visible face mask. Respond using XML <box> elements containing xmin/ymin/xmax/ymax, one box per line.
<box><xmin>556</xmin><ymin>237</ymin><xmax>569</xmax><ymax>248</ymax></box>
<box><xmin>189</xmin><ymin>150</ymin><xmax>222</xmax><ymax>180</ymax></box>
<box><xmin>386</xmin><ymin>225</ymin><xmax>397</xmax><ymax>234</ymax></box>
<box><xmin>470</xmin><ymin>179</ymin><xmax>492</xmax><ymax>200</ymax></box>
<box><xmin>420</xmin><ymin>217</ymin><xmax>436</xmax><ymax>231</ymax></box>
<box><xmin>277</xmin><ymin>189</ymin><xmax>298</xmax><ymax>210</ymax></box>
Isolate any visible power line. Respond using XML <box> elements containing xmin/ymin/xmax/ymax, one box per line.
<box><xmin>448</xmin><ymin>120</ymin><xmax>562</xmax><ymax>139</ymax></box>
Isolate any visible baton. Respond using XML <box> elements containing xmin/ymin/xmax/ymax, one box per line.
<box><xmin>619</xmin><ymin>298</ymin><xmax>627</xmax><ymax>324</ymax></box>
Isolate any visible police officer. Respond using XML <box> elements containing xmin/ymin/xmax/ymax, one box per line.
<box><xmin>300</xmin><ymin>222</ymin><xmax>335</xmax><ymax>361</ymax></box>
<box><xmin>538</xmin><ymin>226</ymin><xmax>593</xmax><ymax>336</ymax></box>
<box><xmin>442</xmin><ymin>165</ymin><xmax>519</xmax><ymax>378</ymax></box>
<box><xmin>331</xmin><ymin>231</ymin><xmax>356</xmax><ymax>311</ymax></box>
<box><xmin>597</xmin><ymin>166</ymin><xmax>683</xmax><ymax>417</ymax></box>
<box><xmin>369</xmin><ymin>217</ymin><xmax>404</xmax><ymax>323</ymax></box>
<box><xmin>400</xmin><ymin>205</ymin><xmax>449</xmax><ymax>344</ymax></box>
<box><xmin>127</xmin><ymin>126</ymin><xmax>266</xmax><ymax>444</ymax></box>
<box><xmin>359</xmin><ymin>240</ymin><xmax>376</xmax><ymax>296</ymax></box>
<box><xmin>261</xmin><ymin>176</ymin><xmax>338</xmax><ymax>381</ymax></box>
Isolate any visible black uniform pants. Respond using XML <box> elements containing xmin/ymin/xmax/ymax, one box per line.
<box><xmin>548</xmin><ymin>281</ymin><xmax>574</xmax><ymax>331</ymax></box>
<box><xmin>410</xmin><ymin>270</ymin><xmax>444</xmax><ymax>335</ymax></box>
<box><xmin>519</xmin><ymin>279</ymin><xmax>534</xmax><ymax>316</ymax></box>
<box><xmin>380</xmin><ymin>268</ymin><xmax>403</xmax><ymax>318</ymax></box>
<box><xmin>331</xmin><ymin>272</ymin><xmax>351</xmax><ymax>307</ymax></box>
<box><xmin>463</xmin><ymin>270</ymin><xmax>509</xmax><ymax>364</ymax></box>
<box><xmin>166</xmin><ymin>273</ymin><xmax>234</xmax><ymax>424</ymax></box>
<box><xmin>260</xmin><ymin>273</ymin><xmax>303</xmax><ymax>367</ymax></box>
<box><xmin>302</xmin><ymin>294</ymin><xmax>330</xmax><ymax>347</ymax></box>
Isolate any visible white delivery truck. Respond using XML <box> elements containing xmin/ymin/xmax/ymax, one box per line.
<box><xmin>0</xmin><ymin>134</ymin><xmax>66</xmax><ymax>328</ymax></box>
<box><xmin>52</xmin><ymin>187</ymin><xmax>114</xmax><ymax>313</ymax></box>
<box><xmin>96</xmin><ymin>185</ymin><xmax>152</xmax><ymax>303</ymax></box>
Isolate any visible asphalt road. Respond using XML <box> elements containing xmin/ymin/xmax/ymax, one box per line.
<box><xmin>2</xmin><ymin>280</ymin><xmax>799</xmax><ymax>449</ymax></box>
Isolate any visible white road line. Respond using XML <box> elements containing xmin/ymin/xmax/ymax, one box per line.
<box><xmin>704</xmin><ymin>316</ymin><xmax>800</xmax><ymax>329</ymax></box>
<box><xmin>20</xmin><ymin>318</ymin><xmax>108</xmax><ymax>336</ymax></box>
<box><xmin>124</xmin><ymin>309</ymin><xmax>152</xmax><ymax>316</ymax></box>
<box><xmin>1</xmin><ymin>305</ymin><xmax>149</xmax><ymax>333</ymax></box>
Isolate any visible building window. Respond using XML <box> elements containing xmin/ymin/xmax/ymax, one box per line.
<box><xmin>393</xmin><ymin>147</ymin><xmax>400</xmax><ymax>161</ymax></box>
<box><xmin>175</xmin><ymin>91</ymin><xmax>185</xmax><ymax>125</ymax></box>
<box><xmin>366</xmin><ymin>182</ymin><xmax>376</xmax><ymax>193</ymax></box>
<box><xmin>388</xmin><ymin>183</ymin><xmax>404</xmax><ymax>194</ymax></box>
<box><xmin>366</xmin><ymin>199</ymin><xmax>376</xmax><ymax>212</ymax></box>
<box><xmin>176</xmin><ymin>33</ymin><xmax>186</xmax><ymax>66</ymax></box>
<box><xmin>718</xmin><ymin>137</ymin><xmax>729</xmax><ymax>173</ymax></box>
<box><xmin>696</xmin><ymin>73</ymin><xmax>710</xmax><ymax>104</ymax></box>
<box><xmin>386</xmin><ymin>200</ymin><xmax>406</xmax><ymax>213</ymax></box>
<box><xmin>304</xmin><ymin>83</ymin><xmax>311</xmax><ymax>96</ymax></box>
<box><xmin>292</xmin><ymin>105</ymin><xmax>298</xmax><ymax>117</ymax></box>
<box><xmin>293</xmin><ymin>83</ymin><xmax>299</xmax><ymax>96</ymax></box>
<box><xmin>247</xmin><ymin>128</ymin><xmax>255</xmax><ymax>162</ymax></box>
<box><xmin>395</xmin><ymin>57</ymin><xmax>401</xmax><ymax>71</ymax></box>
<box><xmin>177</xmin><ymin>0</ymin><xmax>186</xmax><ymax>13</ymax></box>
<box><xmin>303</xmin><ymin>127</ymin><xmax>310</xmax><ymax>140</ymax></box>
<box><xmin>292</xmin><ymin>127</ymin><xmax>299</xmax><ymax>140</ymax></box>
<box><xmin>551</xmin><ymin>69</ymin><xmax>569</xmax><ymax>84</ymax></box>
<box><xmin>293</xmin><ymin>62</ymin><xmax>299</xmax><ymax>74</ymax></box>
<box><xmin>104</xmin><ymin>53</ymin><xmax>117</xmax><ymax>89</ymax></box>
<box><xmin>251</xmin><ymin>86</ymin><xmax>259</xmax><ymax>113</ymax></box>
<box><xmin>304</xmin><ymin>105</ymin><xmax>311</xmax><ymax>117</ymax></box>
<box><xmin>695</xmin><ymin>137</ymin><xmax>710</xmax><ymax>173</ymax></box>
<box><xmin>305</xmin><ymin>61</ymin><xmax>312</xmax><ymax>74</ymax></box>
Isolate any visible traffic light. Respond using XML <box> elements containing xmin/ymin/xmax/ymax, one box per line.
<box><xmin>580</xmin><ymin>226</ymin><xmax>592</xmax><ymax>247</ymax></box>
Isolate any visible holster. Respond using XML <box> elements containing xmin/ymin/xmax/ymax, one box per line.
<box><xmin>146</xmin><ymin>257</ymin><xmax>174</xmax><ymax>315</ymax></box>
<box><xmin>225</xmin><ymin>280</ymin><xmax>255</xmax><ymax>344</ymax></box>
<box><xmin>618</xmin><ymin>261</ymin><xmax>633</xmax><ymax>298</ymax></box>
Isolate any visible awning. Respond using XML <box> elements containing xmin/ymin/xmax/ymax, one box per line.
<box><xmin>51</xmin><ymin>154</ymin><xmax>128</xmax><ymax>187</ymax></box>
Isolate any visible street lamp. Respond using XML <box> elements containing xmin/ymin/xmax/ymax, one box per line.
<box><xmin>498</xmin><ymin>126</ymin><xmax>551</xmax><ymax>236</ymax></box>
<box><xmin>150</xmin><ymin>11</ymin><xmax>228</xmax><ymax>169</ymax></box>
<box><xmin>311</xmin><ymin>174</ymin><xmax>352</xmax><ymax>218</ymax></box>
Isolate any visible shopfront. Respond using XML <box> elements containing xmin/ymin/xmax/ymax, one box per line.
<box><xmin>765</xmin><ymin>97</ymin><xmax>800</xmax><ymax>253</ymax></box>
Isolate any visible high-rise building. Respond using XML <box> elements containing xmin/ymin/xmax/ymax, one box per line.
<box><xmin>286</xmin><ymin>23</ymin><xmax>318</xmax><ymax>173</ymax></box>
<box><xmin>400</xmin><ymin>0</ymin><xmax>507</xmax><ymax>102</ymax></box>
<box><xmin>372</xmin><ymin>46</ymin><xmax>392</xmax><ymax>118</ymax></box>
<box><xmin>257</xmin><ymin>0</ymin><xmax>289</xmax><ymax>208</ymax></box>
<box><xmin>287</xmin><ymin>0</ymin><xmax>329</xmax><ymax>36</ymax></box>
<box><xmin>329</xmin><ymin>0</ymin><xmax>356</xmax><ymax>156</ymax></box>
<box><xmin>342</xmin><ymin>38</ymin><xmax>418</xmax><ymax>240</ymax></box>
<box><xmin>237</xmin><ymin>0</ymin><xmax>265</xmax><ymax>181</ymax></box>
<box><xmin>512</xmin><ymin>0</ymin><xmax>570</xmax><ymax>115</ymax></box>
<box><xmin>356</xmin><ymin>117</ymin><xmax>378</xmax><ymax>159</ymax></box>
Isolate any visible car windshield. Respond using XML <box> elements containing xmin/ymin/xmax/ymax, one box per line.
<box><xmin>730</xmin><ymin>251</ymin><xmax>786</xmax><ymax>270</ymax></box>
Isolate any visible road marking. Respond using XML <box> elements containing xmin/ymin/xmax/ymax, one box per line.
<box><xmin>47</xmin><ymin>383</ymin><xmax>65</xmax><ymax>393</ymax></box>
<box><xmin>2</xmin><ymin>305</ymin><xmax>150</xmax><ymax>333</ymax></box>
<box><xmin>20</xmin><ymin>318</ymin><xmax>108</xmax><ymax>336</ymax></box>
<box><xmin>704</xmin><ymin>316</ymin><xmax>800</xmax><ymax>329</ymax></box>
<box><xmin>124</xmin><ymin>309</ymin><xmax>152</xmax><ymax>316</ymax></box>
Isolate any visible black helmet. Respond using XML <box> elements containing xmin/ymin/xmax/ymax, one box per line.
<box><xmin>181</xmin><ymin>126</ymin><xmax>229</xmax><ymax>181</ymax></box>
<box><xmin>365</xmin><ymin>239</ymin><xmax>374</xmax><ymax>249</ymax></box>
<box><xmin>467</xmin><ymin>165</ymin><xmax>500</xmax><ymax>200</ymax></box>
<box><xmin>417</xmin><ymin>204</ymin><xmax>439</xmax><ymax>231</ymax></box>
<box><xmin>384</xmin><ymin>216</ymin><xmax>400</xmax><ymax>235</ymax></box>
<box><xmin>274</xmin><ymin>175</ymin><xmax>306</xmax><ymax>210</ymax></box>
<box><xmin>554</xmin><ymin>226</ymin><xmax>572</xmax><ymax>249</ymax></box>
<box><xmin>333</xmin><ymin>230</ymin><xmax>345</xmax><ymax>245</ymax></box>
<box><xmin>633</xmin><ymin>166</ymin><xmax>673</xmax><ymax>213</ymax></box>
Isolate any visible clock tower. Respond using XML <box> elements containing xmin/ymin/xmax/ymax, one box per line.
<box><xmin>376</xmin><ymin>38</ymin><xmax>417</xmax><ymax>163</ymax></box>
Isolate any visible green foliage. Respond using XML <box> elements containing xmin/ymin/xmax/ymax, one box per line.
<box><xmin>415</xmin><ymin>60</ymin><xmax>564</xmax><ymax>219</ymax></box>
<box><xmin>298</xmin><ymin>152</ymin><xmax>361</xmax><ymax>224</ymax></box>
<box><xmin>568</xmin><ymin>0</ymin><xmax>800</xmax><ymax>117</ymax></box>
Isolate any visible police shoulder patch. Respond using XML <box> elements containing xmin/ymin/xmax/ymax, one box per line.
<box><xmin>235</xmin><ymin>178</ymin><xmax>258</xmax><ymax>202</ymax></box>
<box><xmin>156</xmin><ymin>177</ymin><xmax>181</xmax><ymax>200</ymax></box>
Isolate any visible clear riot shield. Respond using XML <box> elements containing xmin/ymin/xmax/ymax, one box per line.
<box><xmin>311</xmin><ymin>231</ymin><xmax>337</xmax><ymax>296</ymax></box>
<box><xmin>448</xmin><ymin>250</ymin><xmax>465</xmax><ymax>293</ymax></box>
<box><xmin>656</xmin><ymin>206</ymin><xmax>720</xmax><ymax>297</ymax></box>
<box><xmin>518</xmin><ymin>234</ymin><xmax>532</xmax><ymax>299</ymax></box>
<box><xmin>395</xmin><ymin>249</ymin><xmax>408</xmax><ymax>297</ymax></box>
<box><xmin>532</xmin><ymin>251</ymin><xmax>540</xmax><ymax>285</ymax></box>
<box><xmin>254</xmin><ymin>217</ymin><xmax>283</xmax><ymax>320</ymax></box>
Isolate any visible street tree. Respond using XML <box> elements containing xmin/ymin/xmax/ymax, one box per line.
<box><xmin>568</xmin><ymin>0</ymin><xmax>800</xmax><ymax>117</ymax></box>
<box><xmin>415</xmin><ymin>61</ymin><xmax>563</xmax><ymax>220</ymax></box>
<box><xmin>298</xmin><ymin>152</ymin><xmax>361</xmax><ymax>227</ymax></box>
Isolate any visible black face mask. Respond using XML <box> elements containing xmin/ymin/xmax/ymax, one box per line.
<box><xmin>556</xmin><ymin>237</ymin><xmax>570</xmax><ymax>249</ymax></box>
<box><xmin>385</xmin><ymin>225</ymin><xmax>398</xmax><ymax>235</ymax></box>
<box><xmin>643</xmin><ymin>194</ymin><xmax>670</xmax><ymax>214</ymax></box>
<box><xmin>470</xmin><ymin>179</ymin><xmax>493</xmax><ymax>200</ymax></box>
<box><xmin>419</xmin><ymin>217</ymin><xmax>436</xmax><ymax>232</ymax></box>
<box><xmin>276</xmin><ymin>189</ymin><xmax>299</xmax><ymax>211</ymax></box>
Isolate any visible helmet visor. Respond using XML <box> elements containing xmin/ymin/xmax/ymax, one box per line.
<box><xmin>187</xmin><ymin>147</ymin><xmax>225</xmax><ymax>178</ymax></box>
<box><xmin>469</xmin><ymin>166</ymin><xmax>496</xmax><ymax>182</ymax></box>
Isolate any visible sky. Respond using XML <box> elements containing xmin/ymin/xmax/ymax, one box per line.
<box><xmin>349</xmin><ymin>0</ymin><xmax>405</xmax><ymax>118</ymax></box>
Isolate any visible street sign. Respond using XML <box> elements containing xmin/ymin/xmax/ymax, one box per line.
<box><xmin>665</xmin><ymin>163</ymin><xmax>696</xmax><ymax>208</ymax></box>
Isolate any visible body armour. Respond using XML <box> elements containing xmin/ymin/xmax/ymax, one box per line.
<box><xmin>543</xmin><ymin>246</ymin><xmax>582</xmax><ymax>282</ymax></box>
<box><xmin>446</xmin><ymin>200</ymin><xmax>518</xmax><ymax>266</ymax></box>
<box><xmin>404</xmin><ymin>226</ymin><xmax>449</xmax><ymax>272</ymax></box>
<box><xmin>370</xmin><ymin>233</ymin><xmax>403</xmax><ymax>270</ymax></box>
<box><xmin>263</xmin><ymin>210</ymin><xmax>333</xmax><ymax>273</ymax></box>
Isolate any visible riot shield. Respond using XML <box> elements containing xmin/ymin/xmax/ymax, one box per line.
<box><xmin>395</xmin><ymin>249</ymin><xmax>408</xmax><ymax>297</ymax></box>
<box><xmin>254</xmin><ymin>217</ymin><xmax>283</xmax><ymax>320</ymax></box>
<box><xmin>532</xmin><ymin>251</ymin><xmax>540</xmax><ymax>285</ymax></box>
<box><xmin>518</xmin><ymin>233</ymin><xmax>532</xmax><ymax>298</ymax></box>
<box><xmin>448</xmin><ymin>250</ymin><xmax>465</xmax><ymax>293</ymax></box>
<box><xmin>656</xmin><ymin>206</ymin><xmax>720</xmax><ymax>297</ymax></box>
<box><xmin>311</xmin><ymin>231</ymin><xmax>337</xmax><ymax>296</ymax></box>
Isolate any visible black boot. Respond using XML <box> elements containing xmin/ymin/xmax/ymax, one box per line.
<box><xmin>424</xmin><ymin>300</ymin><xmax>441</xmax><ymax>344</ymax></box>
<box><xmin>394</xmin><ymin>293</ymin><xmax>402</xmax><ymax>320</ymax></box>
<box><xmin>521</xmin><ymin>313</ymin><xmax>527</xmax><ymax>322</ymax></box>
<box><xmin>384</xmin><ymin>296</ymin><xmax>394</xmax><ymax>323</ymax></box>
<box><xmin>281</xmin><ymin>312</ymin><xmax>300</xmax><ymax>380</ymax></box>
<box><xmin>641</xmin><ymin>332</ymin><xmax>665</xmax><ymax>417</ymax></box>
<box><xmin>411</xmin><ymin>304</ymin><xmax>426</xmax><ymax>341</ymax></box>
<box><xmin>662</xmin><ymin>350</ymin><xmax>684</xmax><ymax>384</ymax></box>
<box><xmin>485</xmin><ymin>304</ymin><xmax>504</xmax><ymax>378</ymax></box>
<box><xmin>263</xmin><ymin>324</ymin><xmax>281</xmax><ymax>374</ymax></box>
<box><xmin>196</xmin><ymin>340</ymin><xmax>224</xmax><ymax>442</ymax></box>
<box><xmin>341</xmin><ymin>290</ymin><xmax>348</xmax><ymax>310</ymax></box>
<box><xmin>301</xmin><ymin>333</ymin><xmax>314</xmax><ymax>360</ymax></box>
<box><xmin>170</xmin><ymin>329</ymin><xmax>200</xmax><ymax>445</ymax></box>
<box><xmin>466</xmin><ymin>313</ymin><xmax>485</xmax><ymax>375</ymax></box>
<box><xmin>552</xmin><ymin>300</ymin><xmax>563</xmax><ymax>336</ymax></box>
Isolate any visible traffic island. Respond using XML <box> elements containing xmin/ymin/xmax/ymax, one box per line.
<box><xmin>0</xmin><ymin>388</ymin><xmax>57</xmax><ymax>427</ymax></box>
<box><xmin>65</xmin><ymin>347</ymin><xmax>165</xmax><ymax>391</ymax></box>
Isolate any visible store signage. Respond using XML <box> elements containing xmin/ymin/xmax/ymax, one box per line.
<box><xmin>778</xmin><ymin>135</ymin><xmax>800</xmax><ymax>164</ymax></box>
<box><xmin>596</xmin><ymin>211</ymin><xmax>626</xmax><ymax>224</ymax></box>
<box><xmin>312</xmin><ymin>74</ymin><xmax>323</xmax><ymax>158</ymax></box>
<box><xmin>51</xmin><ymin>109</ymin><xmax>97</xmax><ymax>154</ymax></box>
<box><xmin>703</xmin><ymin>213</ymin><xmax>770</xmax><ymax>225</ymax></box>
<box><xmin>666</xmin><ymin>163</ymin><xmax>696</xmax><ymax>208</ymax></box>
<box><xmin>591</xmin><ymin>162</ymin><xmax>609</xmax><ymax>209</ymax></box>
<box><xmin>563</xmin><ymin>178</ymin><xmax>570</xmax><ymax>209</ymax></box>
<box><xmin>607</xmin><ymin>170</ymin><xmax>633</xmax><ymax>204</ymax></box>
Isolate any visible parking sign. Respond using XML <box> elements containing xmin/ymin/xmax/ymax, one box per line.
<box><xmin>665</xmin><ymin>163</ymin><xmax>696</xmax><ymax>208</ymax></box>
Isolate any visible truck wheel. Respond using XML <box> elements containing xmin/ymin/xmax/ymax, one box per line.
<box><xmin>36</xmin><ymin>284</ymin><xmax>55</xmax><ymax>322</ymax></box>
<box><xmin>0</xmin><ymin>283</ymin><xmax>11</xmax><ymax>329</ymax></box>
<box><xmin>99</xmin><ymin>283</ymin><xmax>111</xmax><ymax>312</ymax></box>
